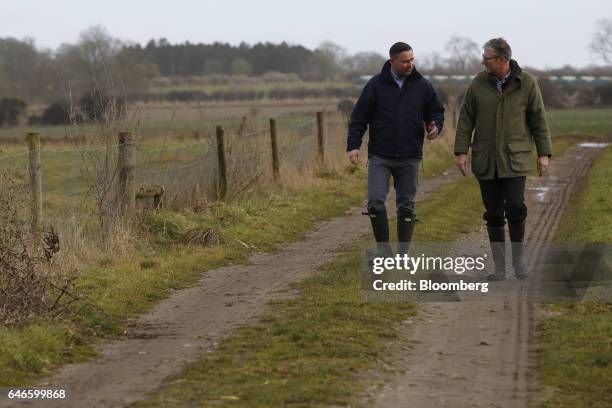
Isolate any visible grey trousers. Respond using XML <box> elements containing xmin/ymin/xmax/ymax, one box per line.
<box><xmin>367</xmin><ymin>155</ymin><xmax>420</xmax><ymax>216</ymax></box>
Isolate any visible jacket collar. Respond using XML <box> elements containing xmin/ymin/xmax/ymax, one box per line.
<box><xmin>478</xmin><ymin>59</ymin><xmax>522</xmax><ymax>81</ymax></box>
<box><xmin>478</xmin><ymin>59</ymin><xmax>523</xmax><ymax>92</ymax></box>
<box><xmin>380</xmin><ymin>60</ymin><xmax>423</xmax><ymax>85</ymax></box>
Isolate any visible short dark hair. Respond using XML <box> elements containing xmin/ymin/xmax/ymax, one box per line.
<box><xmin>483</xmin><ymin>38</ymin><xmax>512</xmax><ymax>60</ymax></box>
<box><xmin>389</xmin><ymin>42</ymin><xmax>413</xmax><ymax>58</ymax></box>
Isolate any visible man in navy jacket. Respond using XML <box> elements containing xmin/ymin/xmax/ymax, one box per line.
<box><xmin>347</xmin><ymin>42</ymin><xmax>445</xmax><ymax>256</ymax></box>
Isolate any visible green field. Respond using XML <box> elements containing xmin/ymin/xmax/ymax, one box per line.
<box><xmin>0</xmin><ymin>100</ymin><xmax>339</xmax><ymax>145</ymax></box>
<box><xmin>547</xmin><ymin>108</ymin><xmax>612</xmax><ymax>137</ymax></box>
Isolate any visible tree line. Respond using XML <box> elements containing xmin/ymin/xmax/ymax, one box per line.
<box><xmin>1</xmin><ymin>22</ymin><xmax>611</xmax><ymax>125</ymax></box>
<box><xmin>0</xmin><ymin>27</ymin><xmax>384</xmax><ymax>105</ymax></box>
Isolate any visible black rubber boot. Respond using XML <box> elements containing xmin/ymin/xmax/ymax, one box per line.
<box><xmin>397</xmin><ymin>211</ymin><xmax>417</xmax><ymax>257</ymax></box>
<box><xmin>487</xmin><ymin>226</ymin><xmax>506</xmax><ymax>281</ymax></box>
<box><xmin>509</xmin><ymin>220</ymin><xmax>528</xmax><ymax>279</ymax></box>
<box><xmin>369</xmin><ymin>210</ymin><xmax>392</xmax><ymax>258</ymax></box>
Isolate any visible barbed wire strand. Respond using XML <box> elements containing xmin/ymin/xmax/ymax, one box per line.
<box><xmin>276</xmin><ymin>120</ymin><xmax>317</xmax><ymax>130</ymax></box>
<box><xmin>138</xmin><ymin>140</ymin><xmax>211</xmax><ymax>153</ymax></box>
<box><xmin>227</xmin><ymin>127</ymin><xmax>267</xmax><ymax>138</ymax></box>
<box><xmin>0</xmin><ymin>151</ymin><xmax>30</xmax><ymax>161</ymax></box>
<box><xmin>138</xmin><ymin>158</ymin><xmax>210</xmax><ymax>175</ymax></box>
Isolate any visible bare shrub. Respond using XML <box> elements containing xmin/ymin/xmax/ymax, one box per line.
<box><xmin>224</xmin><ymin>134</ymin><xmax>268</xmax><ymax>200</ymax></box>
<box><xmin>0</xmin><ymin>170</ymin><xmax>72</xmax><ymax>325</ymax></box>
<box><xmin>52</xmin><ymin>69</ymin><xmax>141</xmax><ymax>260</ymax></box>
<box><xmin>67</xmin><ymin>84</ymin><xmax>135</xmax><ymax>244</ymax></box>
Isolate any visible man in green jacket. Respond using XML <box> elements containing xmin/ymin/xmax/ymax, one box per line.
<box><xmin>454</xmin><ymin>38</ymin><xmax>552</xmax><ymax>281</ymax></box>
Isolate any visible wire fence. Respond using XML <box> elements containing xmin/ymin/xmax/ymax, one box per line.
<box><xmin>0</xmin><ymin>112</ymin><xmax>348</xmax><ymax>247</ymax></box>
<box><xmin>135</xmin><ymin>140</ymin><xmax>218</xmax><ymax>209</ymax></box>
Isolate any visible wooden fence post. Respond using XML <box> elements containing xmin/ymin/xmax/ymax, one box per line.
<box><xmin>316</xmin><ymin>111</ymin><xmax>325</xmax><ymax>165</ymax></box>
<box><xmin>216</xmin><ymin>126</ymin><xmax>227</xmax><ymax>200</ymax></box>
<box><xmin>136</xmin><ymin>186</ymin><xmax>165</xmax><ymax>211</ymax></box>
<box><xmin>26</xmin><ymin>132</ymin><xmax>43</xmax><ymax>233</ymax></box>
<box><xmin>117</xmin><ymin>131</ymin><xmax>136</xmax><ymax>215</ymax></box>
<box><xmin>269</xmin><ymin>118</ymin><xmax>280</xmax><ymax>182</ymax></box>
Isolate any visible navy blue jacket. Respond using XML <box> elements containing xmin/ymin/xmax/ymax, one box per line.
<box><xmin>347</xmin><ymin>61</ymin><xmax>445</xmax><ymax>159</ymax></box>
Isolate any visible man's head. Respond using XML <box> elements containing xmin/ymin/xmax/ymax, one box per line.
<box><xmin>482</xmin><ymin>38</ymin><xmax>512</xmax><ymax>77</ymax></box>
<box><xmin>389</xmin><ymin>42</ymin><xmax>414</xmax><ymax>77</ymax></box>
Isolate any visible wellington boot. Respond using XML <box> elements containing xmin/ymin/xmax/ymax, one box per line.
<box><xmin>509</xmin><ymin>220</ymin><xmax>528</xmax><ymax>279</ymax></box>
<box><xmin>487</xmin><ymin>226</ymin><xmax>506</xmax><ymax>281</ymax></box>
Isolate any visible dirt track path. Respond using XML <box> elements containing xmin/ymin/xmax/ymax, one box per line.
<box><xmin>2</xmin><ymin>170</ymin><xmax>461</xmax><ymax>408</ymax></box>
<box><xmin>357</xmin><ymin>141</ymin><xmax>608</xmax><ymax>408</ymax></box>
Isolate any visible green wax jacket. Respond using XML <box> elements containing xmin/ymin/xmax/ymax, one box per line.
<box><xmin>454</xmin><ymin>60</ymin><xmax>552</xmax><ymax>180</ymax></box>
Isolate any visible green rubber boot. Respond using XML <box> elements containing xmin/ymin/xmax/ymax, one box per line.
<box><xmin>487</xmin><ymin>226</ymin><xmax>506</xmax><ymax>281</ymax></box>
<box><xmin>509</xmin><ymin>220</ymin><xmax>528</xmax><ymax>280</ymax></box>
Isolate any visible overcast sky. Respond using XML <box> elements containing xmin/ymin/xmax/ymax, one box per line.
<box><xmin>2</xmin><ymin>0</ymin><xmax>610</xmax><ymax>69</ymax></box>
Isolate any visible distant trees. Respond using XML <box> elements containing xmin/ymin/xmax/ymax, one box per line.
<box><xmin>597</xmin><ymin>83</ymin><xmax>612</xmax><ymax>105</ymax></box>
<box><xmin>0</xmin><ymin>98</ymin><xmax>26</xmax><ymax>126</ymax></box>
<box><xmin>317</xmin><ymin>41</ymin><xmax>348</xmax><ymax>66</ymax></box>
<box><xmin>2</xmin><ymin>25</ymin><xmax>612</xmax><ymax>109</ymax></box>
<box><xmin>0</xmin><ymin>26</ymin><xmax>158</xmax><ymax>104</ymax></box>
<box><xmin>417</xmin><ymin>52</ymin><xmax>444</xmax><ymax>73</ymax></box>
<box><xmin>77</xmin><ymin>26</ymin><xmax>122</xmax><ymax>67</ymax></box>
<box><xmin>130</xmin><ymin>39</ymin><xmax>317</xmax><ymax>77</ymax></box>
<box><xmin>42</xmin><ymin>102</ymin><xmax>71</xmax><ymax>125</ymax></box>
<box><xmin>54</xmin><ymin>26</ymin><xmax>158</xmax><ymax>98</ymax></box>
<box><xmin>590</xmin><ymin>18</ymin><xmax>612</xmax><ymax>64</ymax></box>
<box><xmin>444</xmin><ymin>36</ymin><xmax>481</xmax><ymax>74</ymax></box>
<box><xmin>28</xmin><ymin>92</ymin><xmax>123</xmax><ymax>126</ymax></box>
<box><xmin>0</xmin><ymin>38</ymin><xmax>54</xmax><ymax>101</ymax></box>
<box><xmin>125</xmin><ymin>39</ymin><xmax>364</xmax><ymax>80</ymax></box>
<box><xmin>418</xmin><ymin>35</ymin><xmax>481</xmax><ymax>74</ymax></box>
<box><xmin>80</xmin><ymin>90</ymin><xmax>125</xmax><ymax>122</ymax></box>
<box><xmin>40</xmin><ymin>102</ymin><xmax>81</xmax><ymax>125</ymax></box>
<box><xmin>230</xmin><ymin>58</ymin><xmax>252</xmax><ymax>75</ymax></box>
<box><xmin>345</xmin><ymin>51</ymin><xmax>386</xmax><ymax>75</ymax></box>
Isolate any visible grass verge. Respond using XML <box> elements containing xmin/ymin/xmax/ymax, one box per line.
<box><xmin>554</xmin><ymin>145</ymin><xmax>612</xmax><ymax>244</ymax></box>
<box><xmin>135</xmin><ymin>175</ymin><xmax>483</xmax><ymax>407</ymax></box>
<box><xmin>0</xmin><ymin>166</ymin><xmax>365</xmax><ymax>386</ymax></box>
<box><xmin>0</xmin><ymin>111</ymin><xmax>464</xmax><ymax>387</ymax></box>
<box><xmin>538</xmin><ymin>145</ymin><xmax>612</xmax><ymax>408</ymax></box>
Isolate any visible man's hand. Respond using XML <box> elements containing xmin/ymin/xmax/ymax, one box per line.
<box><xmin>456</xmin><ymin>154</ymin><xmax>468</xmax><ymax>176</ymax></box>
<box><xmin>348</xmin><ymin>149</ymin><xmax>360</xmax><ymax>165</ymax></box>
<box><xmin>537</xmin><ymin>156</ymin><xmax>550</xmax><ymax>177</ymax></box>
<box><xmin>426</xmin><ymin>121</ymin><xmax>439</xmax><ymax>140</ymax></box>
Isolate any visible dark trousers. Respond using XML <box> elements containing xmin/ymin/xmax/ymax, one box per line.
<box><xmin>367</xmin><ymin>155</ymin><xmax>420</xmax><ymax>216</ymax></box>
<box><xmin>478</xmin><ymin>176</ymin><xmax>527</xmax><ymax>227</ymax></box>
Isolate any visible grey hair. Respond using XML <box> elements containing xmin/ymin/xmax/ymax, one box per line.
<box><xmin>483</xmin><ymin>38</ymin><xmax>512</xmax><ymax>60</ymax></box>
